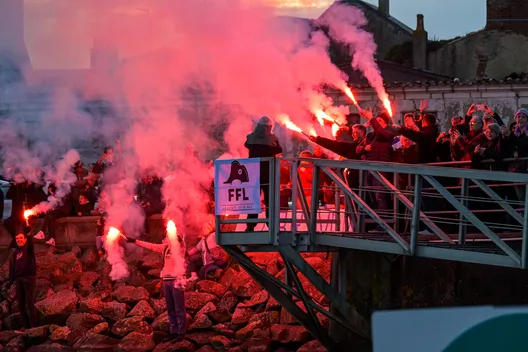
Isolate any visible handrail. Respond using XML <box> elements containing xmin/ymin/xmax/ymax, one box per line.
<box><xmin>429</xmin><ymin>157</ymin><xmax>528</xmax><ymax>167</ymax></box>
<box><xmin>293</xmin><ymin>157</ymin><xmax>528</xmax><ymax>183</ymax></box>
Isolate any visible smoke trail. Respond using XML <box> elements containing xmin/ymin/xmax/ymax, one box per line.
<box><xmin>316</xmin><ymin>3</ymin><xmax>391</xmax><ymax>113</ymax></box>
<box><xmin>30</xmin><ymin>149</ymin><xmax>79</xmax><ymax>214</ymax></box>
<box><xmin>105</xmin><ymin>227</ymin><xmax>129</xmax><ymax>281</ymax></box>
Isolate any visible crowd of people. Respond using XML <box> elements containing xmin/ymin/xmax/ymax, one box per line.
<box><xmin>243</xmin><ymin>102</ymin><xmax>528</xmax><ymax>234</ymax></box>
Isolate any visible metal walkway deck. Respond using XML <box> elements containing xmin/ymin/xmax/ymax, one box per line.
<box><xmin>215</xmin><ymin>157</ymin><xmax>528</xmax><ymax>351</ymax></box>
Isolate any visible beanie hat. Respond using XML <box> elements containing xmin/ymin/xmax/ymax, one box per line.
<box><xmin>257</xmin><ymin>116</ymin><xmax>273</xmax><ymax>127</ymax></box>
<box><xmin>487</xmin><ymin>123</ymin><xmax>501</xmax><ymax>136</ymax></box>
<box><xmin>515</xmin><ymin>108</ymin><xmax>528</xmax><ymax>118</ymax></box>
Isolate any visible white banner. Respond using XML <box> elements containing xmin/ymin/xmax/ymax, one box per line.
<box><xmin>214</xmin><ymin>158</ymin><xmax>262</xmax><ymax>215</ymax></box>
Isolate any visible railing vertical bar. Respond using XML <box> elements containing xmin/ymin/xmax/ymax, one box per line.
<box><xmin>393</xmin><ymin>172</ymin><xmax>399</xmax><ymax>232</ymax></box>
<box><xmin>309</xmin><ymin>164</ymin><xmax>320</xmax><ymax>242</ymax></box>
<box><xmin>358</xmin><ymin>170</ymin><xmax>366</xmax><ymax>233</ymax></box>
<box><xmin>458</xmin><ymin>178</ymin><xmax>469</xmax><ymax>245</ymax></box>
<box><xmin>410</xmin><ymin>175</ymin><xmax>422</xmax><ymax>256</ymax></box>
<box><xmin>291</xmin><ymin>160</ymin><xmax>298</xmax><ymax>238</ymax></box>
<box><xmin>521</xmin><ymin>185</ymin><xmax>528</xmax><ymax>269</ymax></box>
<box><xmin>268</xmin><ymin>157</ymin><xmax>276</xmax><ymax>245</ymax></box>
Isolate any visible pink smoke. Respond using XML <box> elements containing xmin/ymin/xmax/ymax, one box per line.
<box><xmin>317</xmin><ymin>3</ymin><xmax>391</xmax><ymax>113</ymax></box>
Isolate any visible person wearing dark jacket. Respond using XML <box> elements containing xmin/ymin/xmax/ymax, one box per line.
<box><xmin>398</xmin><ymin>113</ymin><xmax>439</xmax><ymax>164</ymax></box>
<box><xmin>357</xmin><ymin>110</ymin><xmax>396</xmax><ymax>233</ymax></box>
<box><xmin>34</xmin><ymin>184</ymin><xmax>73</xmax><ymax>246</ymax></box>
<box><xmin>502</xmin><ymin>108</ymin><xmax>528</xmax><ymax>201</ymax></box>
<box><xmin>472</xmin><ymin>123</ymin><xmax>510</xmax><ymax>171</ymax></box>
<box><xmin>244</xmin><ymin>116</ymin><xmax>282</xmax><ymax>232</ymax></box>
<box><xmin>9</xmin><ymin>226</ymin><xmax>38</xmax><ymax>331</ymax></box>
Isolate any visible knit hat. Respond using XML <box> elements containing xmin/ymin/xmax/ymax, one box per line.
<box><xmin>257</xmin><ymin>116</ymin><xmax>273</xmax><ymax>127</ymax></box>
<box><xmin>515</xmin><ymin>108</ymin><xmax>528</xmax><ymax>118</ymax></box>
<box><xmin>487</xmin><ymin>123</ymin><xmax>501</xmax><ymax>136</ymax></box>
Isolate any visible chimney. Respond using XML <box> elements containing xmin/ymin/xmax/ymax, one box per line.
<box><xmin>379</xmin><ymin>0</ymin><xmax>389</xmax><ymax>16</ymax></box>
<box><xmin>412</xmin><ymin>14</ymin><xmax>428</xmax><ymax>70</ymax></box>
<box><xmin>486</xmin><ymin>0</ymin><xmax>528</xmax><ymax>32</ymax></box>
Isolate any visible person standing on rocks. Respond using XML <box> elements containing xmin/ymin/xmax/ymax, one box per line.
<box><xmin>124</xmin><ymin>234</ymin><xmax>187</xmax><ymax>341</ymax></box>
<box><xmin>8</xmin><ymin>226</ymin><xmax>38</xmax><ymax>332</ymax></box>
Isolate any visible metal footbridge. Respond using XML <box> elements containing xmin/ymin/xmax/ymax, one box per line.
<box><xmin>214</xmin><ymin>157</ymin><xmax>528</xmax><ymax>351</ymax></box>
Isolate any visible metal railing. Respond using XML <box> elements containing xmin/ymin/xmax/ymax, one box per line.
<box><xmin>217</xmin><ymin>156</ymin><xmax>528</xmax><ymax>269</ymax></box>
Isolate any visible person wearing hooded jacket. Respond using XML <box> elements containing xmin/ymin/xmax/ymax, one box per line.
<box><xmin>244</xmin><ymin>116</ymin><xmax>282</xmax><ymax>232</ymax></box>
<box><xmin>125</xmin><ymin>230</ymin><xmax>187</xmax><ymax>342</ymax></box>
<box><xmin>8</xmin><ymin>226</ymin><xmax>38</xmax><ymax>332</ymax></box>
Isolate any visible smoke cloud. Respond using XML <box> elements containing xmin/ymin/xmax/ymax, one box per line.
<box><xmin>0</xmin><ymin>0</ymin><xmax>387</xmax><ymax>278</ymax></box>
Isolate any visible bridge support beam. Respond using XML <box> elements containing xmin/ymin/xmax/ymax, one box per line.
<box><xmin>223</xmin><ymin>245</ymin><xmax>371</xmax><ymax>351</ymax></box>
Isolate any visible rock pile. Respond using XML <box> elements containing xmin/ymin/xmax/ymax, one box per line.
<box><xmin>0</xmin><ymin>246</ymin><xmax>330</xmax><ymax>351</ymax></box>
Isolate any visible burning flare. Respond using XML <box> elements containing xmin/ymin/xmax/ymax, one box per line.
<box><xmin>166</xmin><ymin>220</ymin><xmax>177</xmax><ymax>239</ymax></box>
<box><xmin>313</xmin><ymin>110</ymin><xmax>335</xmax><ymax>126</ymax></box>
<box><xmin>24</xmin><ymin>210</ymin><xmax>34</xmax><ymax>220</ymax></box>
<box><xmin>308</xmin><ymin>127</ymin><xmax>317</xmax><ymax>137</ymax></box>
<box><xmin>381</xmin><ymin>96</ymin><xmax>393</xmax><ymax>117</ymax></box>
<box><xmin>341</xmin><ymin>85</ymin><xmax>358</xmax><ymax>106</ymax></box>
<box><xmin>331</xmin><ymin>123</ymin><xmax>339</xmax><ymax>137</ymax></box>
<box><xmin>107</xmin><ymin>227</ymin><xmax>123</xmax><ymax>243</ymax></box>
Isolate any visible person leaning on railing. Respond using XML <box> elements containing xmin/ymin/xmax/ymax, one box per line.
<box><xmin>502</xmin><ymin>108</ymin><xmax>528</xmax><ymax>201</ymax></box>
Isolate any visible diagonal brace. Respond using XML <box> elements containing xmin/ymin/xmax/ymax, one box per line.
<box><xmin>223</xmin><ymin>246</ymin><xmax>341</xmax><ymax>351</ymax></box>
<box><xmin>424</xmin><ymin>176</ymin><xmax>521</xmax><ymax>266</ymax></box>
<box><xmin>279</xmin><ymin>245</ymin><xmax>371</xmax><ymax>340</ymax></box>
<box><xmin>471</xmin><ymin>179</ymin><xmax>524</xmax><ymax>225</ymax></box>
<box><xmin>322</xmin><ymin>167</ymin><xmax>409</xmax><ymax>252</ymax></box>
<box><xmin>369</xmin><ymin>170</ymin><xmax>454</xmax><ymax>244</ymax></box>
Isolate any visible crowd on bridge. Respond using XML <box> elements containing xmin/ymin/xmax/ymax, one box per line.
<box><xmin>247</xmin><ymin>102</ymin><xmax>528</xmax><ymax>234</ymax></box>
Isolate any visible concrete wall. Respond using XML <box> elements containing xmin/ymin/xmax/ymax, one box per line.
<box><xmin>428</xmin><ymin>30</ymin><xmax>528</xmax><ymax>80</ymax></box>
<box><xmin>487</xmin><ymin>0</ymin><xmax>528</xmax><ymax>32</ymax></box>
<box><xmin>328</xmin><ymin>82</ymin><xmax>528</xmax><ymax>131</ymax></box>
<box><xmin>362</xmin><ymin>10</ymin><xmax>412</xmax><ymax>58</ymax></box>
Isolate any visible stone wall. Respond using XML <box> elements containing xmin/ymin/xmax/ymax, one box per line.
<box><xmin>427</xmin><ymin>30</ymin><xmax>528</xmax><ymax>80</ymax></box>
<box><xmin>328</xmin><ymin>82</ymin><xmax>528</xmax><ymax>131</ymax></box>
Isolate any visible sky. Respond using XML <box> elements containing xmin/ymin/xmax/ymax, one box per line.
<box><xmin>20</xmin><ymin>0</ymin><xmax>486</xmax><ymax>69</ymax></box>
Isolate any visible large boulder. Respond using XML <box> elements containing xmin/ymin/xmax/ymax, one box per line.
<box><xmin>27</xmin><ymin>342</ymin><xmax>73</xmax><ymax>351</ymax></box>
<box><xmin>115</xmin><ymin>332</ymin><xmax>155</xmax><ymax>352</ymax></box>
<box><xmin>212</xmin><ymin>324</ymin><xmax>235</xmax><ymax>338</ymax></box>
<box><xmin>249</xmin><ymin>311</ymin><xmax>279</xmax><ymax>328</ymax></box>
<box><xmin>23</xmin><ymin>325</ymin><xmax>50</xmax><ymax>345</ymax></box>
<box><xmin>2</xmin><ymin>313</ymin><xmax>22</xmax><ymax>331</ymax></box>
<box><xmin>101</xmin><ymin>301</ymin><xmax>127</xmax><ymax>321</ymax></box>
<box><xmin>49</xmin><ymin>326</ymin><xmax>71</xmax><ymax>343</ymax></box>
<box><xmin>140</xmin><ymin>252</ymin><xmax>163</xmax><ymax>270</ymax></box>
<box><xmin>217</xmin><ymin>292</ymin><xmax>239</xmax><ymax>313</ymax></box>
<box><xmin>195</xmin><ymin>302</ymin><xmax>216</xmax><ymax>318</ymax></box>
<box><xmin>149</xmin><ymin>298</ymin><xmax>167</xmax><ymax>315</ymax></box>
<box><xmin>231</xmin><ymin>305</ymin><xmax>253</xmax><ymax>325</ymax></box>
<box><xmin>240</xmin><ymin>290</ymin><xmax>269</xmax><ymax>308</ymax></box>
<box><xmin>112</xmin><ymin>286</ymin><xmax>149</xmax><ymax>305</ymax></box>
<box><xmin>210</xmin><ymin>335</ymin><xmax>233</xmax><ymax>350</ymax></box>
<box><xmin>153</xmin><ymin>338</ymin><xmax>194</xmax><ymax>352</ymax></box>
<box><xmin>79</xmin><ymin>296</ymin><xmax>105</xmax><ymax>314</ymax></box>
<box><xmin>229</xmin><ymin>271</ymin><xmax>261</xmax><ymax>298</ymax></box>
<box><xmin>0</xmin><ymin>330</ymin><xmax>19</xmax><ymax>344</ymax></box>
<box><xmin>270</xmin><ymin>324</ymin><xmax>310</xmax><ymax>344</ymax></box>
<box><xmin>79</xmin><ymin>272</ymin><xmax>100</xmax><ymax>287</ymax></box>
<box><xmin>35</xmin><ymin>290</ymin><xmax>79</xmax><ymax>325</ymax></box>
<box><xmin>196</xmin><ymin>280</ymin><xmax>227</xmax><ymax>298</ymax></box>
<box><xmin>185</xmin><ymin>292</ymin><xmax>217</xmax><ymax>313</ymax></box>
<box><xmin>188</xmin><ymin>314</ymin><xmax>213</xmax><ymax>331</ymax></box>
<box><xmin>297</xmin><ymin>340</ymin><xmax>328</xmax><ymax>352</ymax></box>
<box><xmin>128</xmin><ymin>300</ymin><xmax>156</xmax><ymax>319</ymax></box>
<box><xmin>6</xmin><ymin>335</ymin><xmax>26</xmax><ymax>351</ymax></box>
<box><xmin>111</xmin><ymin>316</ymin><xmax>153</xmax><ymax>337</ymax></box>
<box><xmin>208</xmin><ymin>308</ymin><xmax>232</xmax><ymax>324</ymax></box>
<box><xmin>66</xmin><ymin>313</ymin><xmax>105</xmax><ymax>331</ymax></box>
<box><xmin>151</xmin><ymin>312</ymin><xmax>170</xmax><ymax>333</ymax></box>
<box><xmin>235</xmin><ymin>322</ymin><xmax>261</xmax><ymax>342</ymax></box>
<box><xmin>72</xmin><ymin>333</ymin><xmax>120</xmax><ymax>350</ymax></box>
<box><xmin>186</xmin><ymin>330</ymin><xmax>217</xmax><ymax>345</ymax></box>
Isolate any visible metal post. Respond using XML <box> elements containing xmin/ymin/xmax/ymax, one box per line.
<box><xmin>309</xmin><ymin>163</ymin><xmax>320</xmax><ymax>241</ymax></box>
<box><xmin>458</xmin><ymin>178</ymin><xmax>469</xmax><ymax>245</ymax></box>
<box><xmin>393</xmin><ymin>172</ymin><xmax>399</xmax><ymax>232</ymax></box>
<box><xmin>358</xmin><ymin>170</ymin><xmax>366</xmax><ymax>233</ymax></box>
<box><xmin>329</xmin><ymin>249</ymin><xmax>349</xmax><ymax>343</ymax></box>
<box><xmin>521</xmin><ymin>185</ymin><xmax>528</xmax><ymax>269</ymax></box>
<box><xmin>215</xmin><ymin>215</ymin><xmax>221</xmax><ymax>245</ymax></box>
<box><xmin>266</xmin><ymin>158</ymin><xmax>277</xmax><ymax>244</ymax></box>
<box><xmin>410</xmin><ymin>175</ymin><xmax>422</xmax><ymax>256</ymax></box>
<box><xmin>291</xmin><ymin>160</ymin><xmax>298</xmax><ymax>237</ymax></box>
<box><xmin>273</xmin><ymin>157</ymin><xmax>281</xmax><ymax>245</ymax></box>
